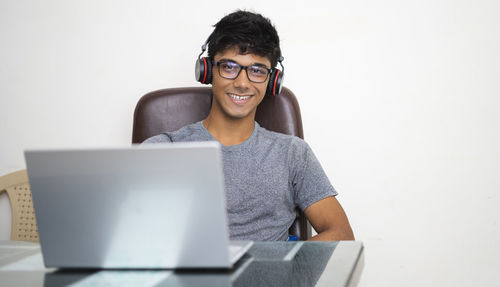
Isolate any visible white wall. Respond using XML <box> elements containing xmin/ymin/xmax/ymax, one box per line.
<box><xmin>1</xmin><ymin>1</ymin><xmax>499</xmax><ymax>286</ymax></box>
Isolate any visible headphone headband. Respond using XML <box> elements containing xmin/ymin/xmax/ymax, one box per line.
<box><xmin>198</xmin><ymin>34</ymin><xmax>212</xmax><ymax>59</ymax></box>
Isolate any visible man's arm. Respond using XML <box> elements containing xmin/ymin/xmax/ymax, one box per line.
<box><xmin>304</xmin><ymin>196</ymin><xmax>355</xmax><ymax>241</ymax></box>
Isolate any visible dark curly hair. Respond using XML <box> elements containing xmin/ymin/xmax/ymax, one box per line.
<box><xmin>207</xmin><ymin>10</ymin><xmax>281</xmax><ymax>68</ymax></box>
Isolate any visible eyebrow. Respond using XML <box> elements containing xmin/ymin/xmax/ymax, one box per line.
<box><xmin>217</xmin><ymin>58</ymin><xmax>270</xmax><ymax>69</ymax></box>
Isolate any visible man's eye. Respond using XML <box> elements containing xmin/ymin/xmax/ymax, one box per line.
<box><xmin>222</xmin><ymin>63</ymin><xmax>237</xmax><ymax>70</ymax></box>
<box><xmin>251</xmin><ymin>67</ymin><xmax>267</xmax><ymax>75</ymax></box>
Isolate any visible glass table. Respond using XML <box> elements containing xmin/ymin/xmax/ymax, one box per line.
<box><xmin>0</xmin><ymin>240</ymin><xmax>364</xmax><ymax>286</ymax></box>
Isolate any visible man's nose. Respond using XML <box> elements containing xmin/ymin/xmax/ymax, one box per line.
<box><xmin>233</xmin><ymin>68</ymin><xmax>251</xmax><ymax>88</ymax></box>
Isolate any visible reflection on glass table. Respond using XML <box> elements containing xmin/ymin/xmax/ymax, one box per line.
<box><xmin>0</xmin><ymin>240</ymin><xmax>364</xmax><ymax>287</ymax></box>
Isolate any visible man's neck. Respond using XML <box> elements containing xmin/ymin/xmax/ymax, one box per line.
<box><xmin>202</xmin><ymin>114</ymin><xmax>255</xmax><ymax>146</ymax></box>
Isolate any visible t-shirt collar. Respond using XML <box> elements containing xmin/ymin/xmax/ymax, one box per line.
<box><xmin>197</xmin><ymin>121</ymin><xmax>259</xmax><ymax>151</ymax></box>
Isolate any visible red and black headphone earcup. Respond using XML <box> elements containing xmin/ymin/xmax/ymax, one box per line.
<box><xmin>266</xmin><ymin>69</ymin><xmax>284</xmax><ymax>96</ymax></box>
<box><xmin>195</xmin><ymin>57</ymin><xmax>212</xmax><ymax>84</ymax></box>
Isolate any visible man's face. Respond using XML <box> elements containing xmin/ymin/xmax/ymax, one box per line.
<box><xmin>211</xmin><ymin>47</ymin><xmax>271</xmax><ymax>121</ymax></box>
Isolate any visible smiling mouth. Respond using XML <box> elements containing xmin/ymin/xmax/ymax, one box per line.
<box><xmin>228</xmin><ymin>93</ymin><xmax>251</xmax><ymax>101</ymax></box>
<box><xmin>227</xmin><ymin>93</ymin><xmax>253</xmax><ymax>105</ymax></box>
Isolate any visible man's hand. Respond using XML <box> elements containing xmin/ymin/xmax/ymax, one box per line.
<box><xmin>304</xmin><ymin>196</ymin><xmax>355</xmax><ymax>241</ymax></box>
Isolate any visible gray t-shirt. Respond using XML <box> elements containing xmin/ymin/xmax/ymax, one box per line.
<box><xmin>143</xmin><ymin>121</ymin><xmax>337</xmax><ymax>241</ymax></box>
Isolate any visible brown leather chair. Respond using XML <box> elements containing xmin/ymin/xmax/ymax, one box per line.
<box><xmin>132</xmin><ymin>86</ymin><xmax>312</xmax><ymax>240</ymax></box>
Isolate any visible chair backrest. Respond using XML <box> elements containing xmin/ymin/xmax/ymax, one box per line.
<box><xmin>132</xmin><ymin>86</ymin><xmax>312</xmax><ymax>240</ymax></box>
<box><xmin>0</xmin><ymin>169</ymin><xmax>39</xmax><ymax>242</ymax></box>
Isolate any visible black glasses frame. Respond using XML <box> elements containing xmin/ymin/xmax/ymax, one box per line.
<box><xmin>214</xmin><ymin>60</ymin><xmax>272</xmax><ymax>83</ymax></box>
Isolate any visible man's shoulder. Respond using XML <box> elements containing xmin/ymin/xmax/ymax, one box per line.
<box><xmin>256</xmin><ymin>125</ymin><xmax>308</xmax><ymax>150</ymax></box>
<box><xmin>142</xmin><ymin>122</ymin><xmax>205</xmax><ymax>144</ymax></box>
<box><xmin>142</xmin><ymin>133</ymin><xmax>172</xmax><ymax>143</ymax></box>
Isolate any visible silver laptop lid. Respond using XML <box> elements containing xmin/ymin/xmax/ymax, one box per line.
<box><xmin>25</xmin><ymin>142</ymin><xmax>234</xmax><ymax>268</ymax></box>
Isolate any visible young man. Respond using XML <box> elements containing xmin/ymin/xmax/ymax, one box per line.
<box><xmin>144</xmin><ymin>10</ymin><xmax>354</xmax><ymax>241</ymax></box>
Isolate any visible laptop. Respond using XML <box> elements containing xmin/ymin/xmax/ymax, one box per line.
<box><xmin>24</xmin><ymin>142</ymin><xmax>253</xmax><ymax>269</ymax></box>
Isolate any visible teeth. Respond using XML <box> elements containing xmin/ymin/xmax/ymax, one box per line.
<box><xmin>229</xmin><ymin>94</ymin><xmax>250</xmax><ymax>100</ymax></box>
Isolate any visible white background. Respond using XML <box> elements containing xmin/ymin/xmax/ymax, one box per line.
<box><xmin>1</xmin><ymin>1</ymin><xmax>499</xmax><ymax>286</ymax></box>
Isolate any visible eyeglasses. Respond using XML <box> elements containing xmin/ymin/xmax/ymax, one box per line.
<box><xmin>214</xmin><ymin>60</ymin><xmax>272</xmax><ymax>83</ymax></box>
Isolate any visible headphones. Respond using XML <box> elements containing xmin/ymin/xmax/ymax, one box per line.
<box><xmin>195</xmin><ymin>34</ymin><xmax>285</xmax><ymax>96</ymax></box>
